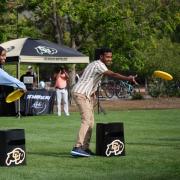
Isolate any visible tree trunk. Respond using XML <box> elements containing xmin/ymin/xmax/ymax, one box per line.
<box><xmin>52</xmin><ymin>0</ymin><xmax>64</xmax><ymax>44</ymax></box>
<box><xmin>69</xmin><ymin>37</ymin><xmax>76</xmax><ymax>87</ymax></box>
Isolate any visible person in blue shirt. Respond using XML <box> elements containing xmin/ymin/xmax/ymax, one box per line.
<box><xmin>0</xmin><ymin>46</ymin><xmax>26</xmax><ymax>90</ymax></box>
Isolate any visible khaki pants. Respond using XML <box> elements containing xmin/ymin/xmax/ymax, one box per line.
<box><xmin>72</xmin><ymin>92</ymin><xmax>94</xmax><ymax>150</ymax></box>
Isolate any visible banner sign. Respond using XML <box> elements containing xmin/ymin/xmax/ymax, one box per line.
<box><xmin>24</xmin><ymin>90</ymin><xmax>55</xmax><ymax>115</ymax></box>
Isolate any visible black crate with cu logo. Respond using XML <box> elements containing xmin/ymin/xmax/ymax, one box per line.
<box><xmin>96</xmin><ymin>122</ymin><xmax>125</xmax><ymax>156</ymax></box>
<box><xmin>0</xmin><ymin>129</ymin><xmax>26</xmax><ymax>166</ymax></box>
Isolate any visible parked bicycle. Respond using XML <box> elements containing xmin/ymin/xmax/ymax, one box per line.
<box><xmin>100</xmin><ymin>80</ymin><xmax>140</xmax><ymax>99</ymax></box>
<box><xmin>115</xmin><ymin>80</ymin><xmax>140</xmax><ymax>98</ymax></box>
<box><xmin>100</xmin><ymin>80</ymin><xmax>115</xmax><ymax>98</ymax></box>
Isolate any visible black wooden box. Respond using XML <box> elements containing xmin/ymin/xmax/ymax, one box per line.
<box><xmin>96</xmin><ymin>122</ymin><xmax>125</xmax><ymax>156</ymax></box>
<box><xmin>0</xmin><ymin>129</ymin><xmax>26</xmax><ymax>166</ymax></box>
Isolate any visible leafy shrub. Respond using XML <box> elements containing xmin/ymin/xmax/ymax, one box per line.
<box><xmin>131</xmin><ymin>92</ymin><xmax>144</xmax><ymax>100</ymax></box>
<box><xmin>148</xmin><ymin>79</ymin><xmax>180</xmax><ymax>97</ymax></box>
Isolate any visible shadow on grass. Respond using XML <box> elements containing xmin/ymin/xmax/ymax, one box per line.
<box><xmin>127</xmin><ymin>142</ymin><xmax>178</xmax><ymax>147</ymax></box>
<box><xmin>28</xmin><ymin>151</ymin><xmax>72</xmax><ymax>158</ymax></box>
<box><xmin>28</xmin><ymin>151</ymin><xmax>100</xmax><ymax>158</ymax></box>
<box><xmin>158</xmin><ymin>137</ymin><xmax>180</xmax><ymax>141</ymax></box>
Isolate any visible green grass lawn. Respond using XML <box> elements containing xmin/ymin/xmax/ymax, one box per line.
<box><xmin>0</xmin><ymin>109</ymin><xmax>180</xmax><ymax>180</ymax></box>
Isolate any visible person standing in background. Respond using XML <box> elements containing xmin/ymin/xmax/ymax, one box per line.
<box><xmin>27</xmin><ymin>66</ymin><xmax>37</xmax><ymax>77</ymax></box>
<box><xmin>27</xmin><ymin>65</ymin><xmax>37</xmax><ymax>87</ymax></box>
<box><xmin>54</xmin><ymin>67</ymin><xmax>70</xmax><ymax>116</ymax></box>
<box><xmin>20</xmin><ymin>66</ymin><xmax>36</xmax><ymax>90</ymax></box>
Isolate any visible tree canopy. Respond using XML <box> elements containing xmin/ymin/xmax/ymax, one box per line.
<box><xmin>0</xmin><ymin>0</ymin><xmax>179</xmax><ymax>81</ymax></box>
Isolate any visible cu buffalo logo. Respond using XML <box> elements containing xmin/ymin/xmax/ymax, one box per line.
<box><xmin>105</xmin><ymin>139</ymin><xmax>124</xmax><ymax>156</ymax></box>
<box><xmin>35</xmin><ymin>46</ymin><xmax>57</xmax><ymax>55</ymax></box>
<box><xmin>5</xmin><ymin>148</ymin><xmax>25</xmax><ymax>166</ymax></box>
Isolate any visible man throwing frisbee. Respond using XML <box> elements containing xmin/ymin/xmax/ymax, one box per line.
<box><xmin>71</xmin><ymin>47</ymin><xmax>137</xmax><ymax>157</ymax></box>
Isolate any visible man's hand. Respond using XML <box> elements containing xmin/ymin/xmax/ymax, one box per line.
<box><xmin>128</xmin><ymin>75</ymin><xmax>138</xmax><ymax>85</ymax></box>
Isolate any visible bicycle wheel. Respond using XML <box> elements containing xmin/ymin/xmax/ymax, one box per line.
<box><xmin>116</xmin><ymin>83</ymin><xmax>129</xmax><ymax>98</ymax></box>
<box><xmin>101</xmin><ymin>81</ymin><xmax>114</xmax><ymax>98</ymax></box>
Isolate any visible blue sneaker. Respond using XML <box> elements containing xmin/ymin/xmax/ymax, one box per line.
<box><xmin>85</xmin><ymin>149</ymin><xmax>95</xmax><ymax>155</ymax></box>
<box><xmin>71</xmin><ymin>147</ymin><xmax>90</xmax><ymax>157</ymax></box>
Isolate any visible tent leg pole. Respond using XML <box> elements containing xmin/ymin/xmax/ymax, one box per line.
<box><xmin>16</xmin><ymin>62</ymin><xmax>21</xmax><ymax>118</ymax></box>
<box><xmin>17</xmin><ymin>100</ymin><xmax>21</xmax><ymax>118</ymax></box>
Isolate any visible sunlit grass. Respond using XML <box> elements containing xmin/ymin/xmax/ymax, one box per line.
<box><xmin>0</xmin><ymin>109</ymin><xmax>180</xmax><ymax>180</ymax></box>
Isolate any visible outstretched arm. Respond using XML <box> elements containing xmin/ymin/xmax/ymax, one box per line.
<box><xmin>103</xmin><ymin>70</ymin><xmax>138</xmax><ymax>84</ymax></box>
<box><xmin>0</xmin><ymin>69</ymin><xmax>26</xmax><ymax>90</ymax></box>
